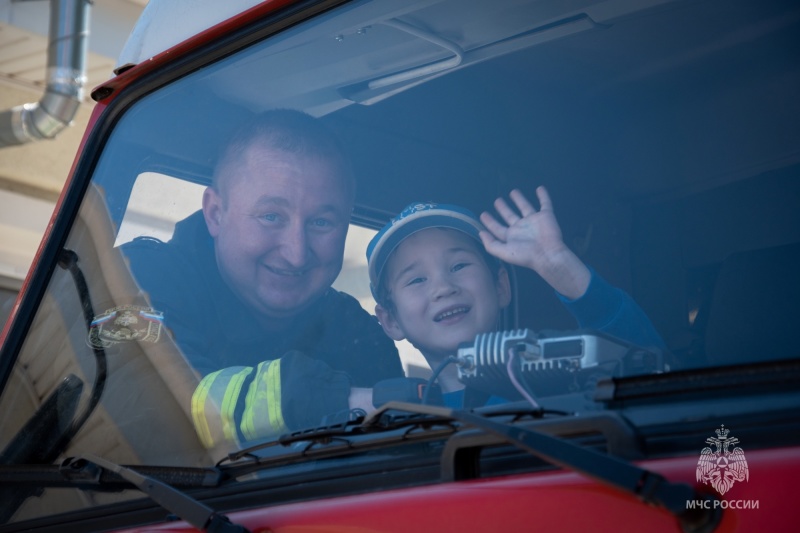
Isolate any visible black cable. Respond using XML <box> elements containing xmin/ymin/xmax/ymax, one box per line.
<box><xmin>58</xmin><ymin>249</ymin><xmax>109</xmax><ymax>442</ymax></box>
<box><xmin>423</xmin><ymin>356</ymin><xmax>458</xmax><ymax>405</ymax></box>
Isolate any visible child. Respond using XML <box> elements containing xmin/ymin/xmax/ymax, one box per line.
<box><xmin>366</xmin><ymin>187</ymin><xmax>665</xmax><ymax>407</ymax></box>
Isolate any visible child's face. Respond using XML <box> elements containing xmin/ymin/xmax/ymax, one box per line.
<box><xmin>376</xmin><ymin>228</ymin><xmax>511</xmax><ymax>359</ymax></box>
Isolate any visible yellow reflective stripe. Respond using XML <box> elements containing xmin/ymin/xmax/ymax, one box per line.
<box><xmin>267</xmin><ymin>359</ymin><xmax>285</xmax><ymax>432</ymax></box>
<box><xmin>191</xmin><ymin>371</ymin><xmax>218</xmax><ymax>448</ymax></box>
<box><xmin>190</xmin><ymin>366</ymin><xmax>252</xmax><ymax>449</ymax></box>
<box><xmin>240</xmin><ymin>361</ymin><xmax>265</xmax><ymax>440</ymax></box>
<box><xmin>220</xmin><ymin>367</ymin><xmax>252</xmax><ymax>444</ymax></box>
<box><xmin>241</xmin><ymin>359</ymin><xmax>288</xmax><ymax>440</ymax></box>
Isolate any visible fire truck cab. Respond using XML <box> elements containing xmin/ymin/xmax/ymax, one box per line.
<box><xmin>1</xmin><ymin>0</ymin><xmax>799</xmax><ymax>531</ymax></box>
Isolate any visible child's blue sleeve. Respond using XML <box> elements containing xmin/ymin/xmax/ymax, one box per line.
<box><xmin>556</xmin><ymin>268</ymin><xmax>667</xmax><ymax>350</ymax></box>
<box><xmin>443</xmin><ymin>389</ymin><xmax>507</xmax><ymax>409</ymax></box>
<box><xmin>442</xmin><ymin>389</ymin><xmax>465</xmax><ymax>409</ymax></box>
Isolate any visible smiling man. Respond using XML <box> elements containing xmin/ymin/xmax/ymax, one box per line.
<box><xmin>204</xmin><ymin>116</ymin><xmax>355</xmax><ymax>328</ymax></box>
<box><xmin>123</xmin><ymin>110</ymin><xmax>402</xmax><ymax>449</ymax></box>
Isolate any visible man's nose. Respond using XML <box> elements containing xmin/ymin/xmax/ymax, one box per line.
<box><xmin>279</xmin><ymin>221</ymin><xmax>310</xmax><ymax>267</ymax></box>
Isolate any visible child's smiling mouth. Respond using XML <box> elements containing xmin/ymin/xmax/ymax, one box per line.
<box><xmin>434</xmin><ymin>306</ymin><xmax>470</xmax><ymax>322</ymax></box>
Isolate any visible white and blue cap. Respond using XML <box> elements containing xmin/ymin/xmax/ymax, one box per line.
<box><xmin>367</xmin><ymin>202</ymin><xmax>486</xmax><ymax>298</ymax></box>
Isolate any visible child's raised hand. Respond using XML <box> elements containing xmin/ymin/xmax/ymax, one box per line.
<box><xmin>479</xmin><ymin>187</ymin><xmax>590</xmax><ymax>299</ymax></box>
<box><xmin>479</xmin><ymin>187</ymin><xmax>566</xmax><ymax>270</ymax></box>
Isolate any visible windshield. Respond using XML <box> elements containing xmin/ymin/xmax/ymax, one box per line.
<box><xmin>1</xmin><ymin>0</ymin><xmax>798</xmax><ymax>523</ymax></box>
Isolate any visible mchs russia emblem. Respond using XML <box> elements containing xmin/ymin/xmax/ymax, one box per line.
<box><xmin>696</xmin><ymin>425</ymin><xmax>749</xmax><ymax>495</ymax></box>
<box><xmin>88</xmin><ymin>305</ymin><xmax>164</xmax><ymax>348</ymax></box>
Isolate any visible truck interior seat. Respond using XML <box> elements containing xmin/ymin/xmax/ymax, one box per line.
<box><xmin>704</xmin><ymin>242</ymin><xmax>800</xmax><ymax>366</ymax></box>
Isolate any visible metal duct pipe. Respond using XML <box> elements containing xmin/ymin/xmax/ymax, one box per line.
<box><xmin>0</xmin><ymin>0</ymin><xmax>91</xmax><ymax>147</ymax></box>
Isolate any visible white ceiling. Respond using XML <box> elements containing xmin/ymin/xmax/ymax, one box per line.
<box><xmin>0</xmin><ymin>0</ymin><xmax>147</xmax><ymax>289</ymax></box>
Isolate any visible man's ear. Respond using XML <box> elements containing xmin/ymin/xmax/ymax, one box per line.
<box><xmin>496</xmin><ymin>265</ymin><xmax>512</xmax><ymax>308</ymax></box>
<box><xmin>202</xmin><ymin>187</ymin><xmax>223</xmax><ymax>237</ymax></box>
<box><xmin>375</xmin><ymin>303</ymin><xmax>407</xmax><ymax>341</ymax></box>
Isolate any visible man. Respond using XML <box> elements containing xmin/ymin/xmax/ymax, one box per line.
<box><xmin>124</xmin><ymin>110</ymin><xmax>402</xmax><ymax>449</ymax></box>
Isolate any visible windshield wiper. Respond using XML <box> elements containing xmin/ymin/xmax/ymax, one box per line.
<box><xmin>220</xmin><ymin>402</ymin><xmax>570</xmax><ymax>469</ymax></box>
<box><xmin>0</xmin><ymin>457</ymin><xmax>239</xmax><ymax>530</ymax></box>
<box><xmin>216</xmin><ymin>410</ymin><xmax>461</xmax><ymax>478</ymax></box>
<box><xmin>223</xmin><ymin>407</ymin><xmax>461</xmax><ymax>465</ymax></box>
<box><xmin>218</xmin><ymin>401</ymin><xmax>719</xmax><ymax>531</ymax></box>
<box><xmin>0</xmin><ymin>250</ymin><xmax>109</xmax><ymax>523</ymax></box>
<box><xmin>73</xmin><ymin>454</ymin><xmax>249</xmax><ymax>533</ymax></box>
<box><xmin>217</xmin><ymin>403</ymin><xmax>594</xmax><ymax>484</ymax></box>
<box><xmin>363</xmin><ymin>402</ymin><xmax>722</xmax><ymax>533</ymax></box>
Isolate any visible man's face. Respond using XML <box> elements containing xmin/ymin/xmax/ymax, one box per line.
<box><xmin>203</xmin><ymin>144</ymin><xmax>352</xmax><ymax>324</ymax></box>
<box><xmin>376</xmin><ymin>228</ymin><xmax>510</xmax><ymax>360</ymax></box>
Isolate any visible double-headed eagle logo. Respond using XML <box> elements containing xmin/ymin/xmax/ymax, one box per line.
<box><xmin>87</xmin><ymin>305</ymin><xmax>164</xmax><ymax>348</ymax></box>
<box><xmin>696</xmin><ymin>425</ymin><xmax>749</xmax><ymax>495</ymax></box>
